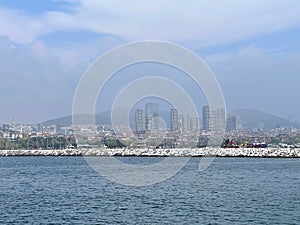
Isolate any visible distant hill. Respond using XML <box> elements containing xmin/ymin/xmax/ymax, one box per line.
<box><xmin>43</xmin><ymin>115</ymin><xmax>72</xmax><ymax>125</ymax></box>
<box><xmin>43</xmin><ymin>111</ymin><xmax>112</xmax><ymax>126</ymax></box>
<box><xmin>230</xmin><ymin>109</ymin><xmax>300</xmax><ymax>130</ymax></box>
<box><xmin>43</xmin><ymin>110</ymin><xmax>171</xmax><ymax>126</ymax></box>
<box><xmin>44</xmin><ymin>108</ymin><xmax>300</xmax><ymax>130</ymax></box>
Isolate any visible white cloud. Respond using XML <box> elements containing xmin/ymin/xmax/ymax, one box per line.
<box><xmin>1</xmin><ymin>1</ymin><xmax>300</xmax><ymax>122</ymax></box>
<box><xmin>1</xmin><ymin>0</ymin><xmax>300</xmax><ymax>46</ymax></box>
<box><xmin>205</xmin><ymin>45</ymin><xmax>300</xmax><ymax>119</ymax></box>
<box><xmin>0</xmin><ymin>34</ymin><xmax>125</xmax><ymax>122</ymax></box>
<box><xmin>50</xmin><ymin>35</ymin><xmax>123</xmax><ymax>67</ymax></box>
<box><xmin>0</xmin><ymin>8</ymin><xmax>39</xmax><ymax>44</ymax></box>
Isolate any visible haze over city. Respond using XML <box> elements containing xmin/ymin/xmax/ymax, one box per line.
<box><xmin>1</xmin><ymin>2</ymin><xmax>300</xmax><ymax>224</ymax></box>
<box><xmin>0</xmin><ymin>0</ymin><xmax>300</xmax><ymax>123</ymax></box>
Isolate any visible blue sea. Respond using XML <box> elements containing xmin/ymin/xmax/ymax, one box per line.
<box><xmin>0</xmin><ymin>157</ymin><xmax>299</xmax><ymax>224</ymax></box>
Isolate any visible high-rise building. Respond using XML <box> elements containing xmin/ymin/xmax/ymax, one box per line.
<box><xmin>190</xmin><ymin>117</ymin><xmax>199</xmax><ymax>132</ymax></box>
<box><xmin>135</xmin><ymin>109</ymin><xmax>145</xmax><ymax>132</ymax></box>
<box><xmin>170</xmin><ymin>109</ymin><xmax>179</xmax><ymax>132</ymax></box>
<box><xmin>182</xmin><ymin>114</ymin><xmax>190</xmax><ymax>133</ymax></box>
<box><xmin>226</xmin><ymin>116</ymin><xmax>237</xmax><ymax>131</ymax></box>
<box><xmin>202</xmin><ymin>106</ymin><xmax>225</xmax><ymax>132</ymax></box>
<box><xmin>145</xmin><ymin>103</ymin><xmax>159</xmax><ymax>132</ymax></box>
<box><xmin>202</xmin><ymin>106</ymin><xmax>214</xmax><ymax>131</ymax></box>
<box><xmin>178</xmin><ymin>114</ymin><xmax>190</xmax><ymax>134</ymax></box>
<box><xmin>214</xmin><ymin>108</ymin><xmax>226</xmax><ymax>132</ymax></box>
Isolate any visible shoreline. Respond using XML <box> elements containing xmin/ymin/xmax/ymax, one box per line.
<box><xmin>0</xmin><ymin>148</ymin><xmax>300</xmax><ymax>158</ymax></box>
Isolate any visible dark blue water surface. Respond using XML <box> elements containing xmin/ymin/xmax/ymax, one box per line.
<box><xmin>0</xmin><ymin>157</ymin><xmax>299</xmax><ymax>224</ymax></box>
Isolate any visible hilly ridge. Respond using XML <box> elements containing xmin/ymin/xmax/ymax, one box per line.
<box><xmin>43</xmin><ymin>109</ymin><xmax>300</xmax><ymax>130</ymax></box>
<box><xmin>230</xmin><ymin>109</ymin><xmax>300</xmax><ymax>129</ymax></box>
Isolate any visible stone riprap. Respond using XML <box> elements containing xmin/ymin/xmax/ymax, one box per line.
<box><xmin>0</xmin><ymin>148</ymin><xmax>300</xmax><ymax>157</ymax></box>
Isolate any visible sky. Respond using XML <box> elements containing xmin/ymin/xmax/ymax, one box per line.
<box><xmin>0</xmin><ymin>0</ymin><xmax>300</xmax><ymax>123</ymax></box>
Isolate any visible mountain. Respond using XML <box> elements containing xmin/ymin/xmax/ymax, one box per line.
<box><xmin>43</xmin><ymin>108</ymin><xmax>300</xmax><ymax>130</ymax></box>
<box><xmin>43</xmin><ymin>115</ymin><xmax>72</xmax><ymax>125</ymax></box>
<box><xmin>43</xmin><ymin>111</ymin><xmax>112</xmax><ymax>126</ymax></box>
<box><xmin>42</xmin><ymin>110</ymin><xmax>171</xmax><ymax>126</ymax></box>
<box><xmin>230</xmin><ymin>109</ymin><xmax>300</xmax><ymax>130</ymax></box>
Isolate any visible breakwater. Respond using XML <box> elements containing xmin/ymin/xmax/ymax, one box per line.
<box><xmin>0</xmin><ymin>148</ymin><xmax>300</xmax><ymax>157</ymax></box>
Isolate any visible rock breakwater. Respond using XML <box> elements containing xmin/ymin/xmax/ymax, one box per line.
<box><xmin>0</xmin><ymin>148</ymin><xmax>300</xmax><ymax>157</ymax></box>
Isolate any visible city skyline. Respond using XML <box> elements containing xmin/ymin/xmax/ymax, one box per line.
<box><xmin>2</xmin><ymin>106</ymin><xmax>299</xmax><ymax>132</ymax></box>
<box><xmin>134</xmin><ymin>103</ymin><xmax>200</xmax><ymax>134</ymax></box>
<box><xmin>2</xmin><ymin>106</ymin><xmax>300</xmax><ymax>150</ymax></box>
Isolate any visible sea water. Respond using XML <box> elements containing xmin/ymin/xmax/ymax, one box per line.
<box><xmin>0</xmin><ymin>157</ymin><xmax>299</xmax><ymax>224</ymax></box>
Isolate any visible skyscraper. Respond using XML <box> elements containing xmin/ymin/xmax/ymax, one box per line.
<box><xmin>226</xmin><ymin>116</ymin><xmax>237</xmax><ymax>131</ymax></box>
<box><xmin>190</xmin><ymin>117</ymin><xmax>199</xmax><ymax>132</ymax></box>
<box><xmin>214</xmin><ymin>108</ymin><xmax>226</xmax><ymax>132</ymax></box>
<box><xmin>145</xmin><ymin>103</ymin><xmax>159</xmax><ymax>132</ymax></box>
<box><xmin>202</xmin><ymin>106</ymin><xmax>225</xmax><ymax>132</ymax></box>
<box><xmin>135</xmin><ymin>109</ymin><xmax>144</xmax><ymax>132</ymax></box>
<box><xmin>178</xmin><ymin>114</ymin><xmax>190</xmax><ymax>134</ymax></box>
<box><xmin>202</xmin><ymin>106</ymin><xmax>214</xmax><ymax>131</ymax></box>
<box><xmin>170</xmin><ymin>109</ymin><xmax>179</xmax><ymax>132</ymax></box>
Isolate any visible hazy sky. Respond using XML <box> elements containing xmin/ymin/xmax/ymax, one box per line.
<box><xmin>0</xmin><ymin>0</ymin><xmax>300</xmax><ymax>123</ymax></box>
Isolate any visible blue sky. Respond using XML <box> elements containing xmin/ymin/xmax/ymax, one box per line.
<box><xmin>0</xmin><ymin>0</ymin><xmax>300</xmax><ymax>123</ymax></box>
